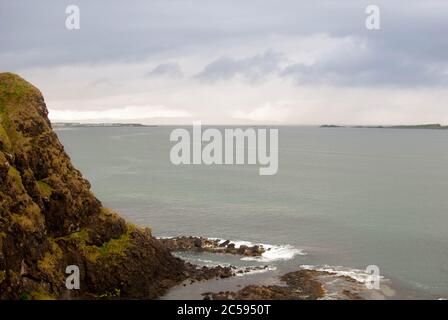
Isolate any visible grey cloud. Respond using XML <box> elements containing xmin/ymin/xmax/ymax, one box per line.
<box><xmin>195</xmin><ymin>50</ymin><xmax>282</xmax><ymax>82</ymax></box>
<box><xmin>147</xmin><ymin>63</ymin><xmax>183</xmax><ymax>77</ymax></box>
<box><xmin>281</xmin><ymin>42</ymin><xmax>448</xmax><ymax>87</ymax></box>
<box><xmin>0</xmin><ymin>0</ymin><xmax>447</xmax><ymax>88</ymax></box>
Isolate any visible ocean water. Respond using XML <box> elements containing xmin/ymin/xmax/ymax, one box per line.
<box><xmin>56</xmin><ymin>126</ymin><xmax>448</xmax><ymax>299</ymax></box>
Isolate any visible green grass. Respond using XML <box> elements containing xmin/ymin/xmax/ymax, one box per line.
<box><xmin>0</xmin><ymin>81</ymin><xmax>7</xmax><ymax>115</ymax></box>
<box><xmin>0</xmin><ymin>123</ymin><xmax>11</xmax><ymax>151</ymax></box>
<box><xmin>98</xmin><ymin>288</ymin><xmax>121</xmax><ymax>298</ymax></box>
<box><xmin>0</xmin><ymin>73</ymin><xmax>43</xmax><ymax>150</ymax></box>
<box><xmin>95</xmin><ymin>232</ymin><xmax>130</xmax><ymax>257</ymax></box>
<box><xmin>56</xmin><ymin>227</ymin><xmax>132</xmax><ymax>262</ymax></box>
<box><xmin>0</xmin><ymin>110</ymin><xmax>19</xmax><ymax>149</ymax></box>
<box><xmin>81</xmin><ymin>231</ymin><xmax>132</xmax><ymax>262</ymax></box>
<box><xmin>56</xmin><ymin>229</ymin><xmax>90</xmax><ymax>243</ymax></box>
<box><xmin>29</xmin><ymin>290</ymin><xmax>55</xmax><ymax>300</ymax></box>
<box><xmin>37</xmin><ymin>180</ymin><xmax>53</xmax><ymax>197</ymax></box>
<box><xmin>21</xmin><ymin>289</ymin><xmax>55</xmax><ymax>300</ymax></box>
<box><xmin>8</xmin><ymin>166</ymin><xmax>21</xmax><ymax>183</ymax></box>
<box><xmin>0</xmin><ymin>73</ymin><xmax>36</xmax><ymax>103</ymax></box>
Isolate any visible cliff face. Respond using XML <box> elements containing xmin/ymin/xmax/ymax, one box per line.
<box><xmin>0</xmin><ymin>73</ymin><xmax>186</xmax><ymax>299</ymax></box>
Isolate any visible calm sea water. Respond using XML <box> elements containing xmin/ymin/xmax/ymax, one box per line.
<box><xmin>56</xmin><ymin>126</ymin><xmax>448</xmax><ymax>299</ymax></box>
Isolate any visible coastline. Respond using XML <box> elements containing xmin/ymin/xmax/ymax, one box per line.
<box><xmin>0</xmin><ymin>73</ymin><xmax>400</xmax><ymax>300</ymax></box>
<box><xmin>157</xmin><ymin>236</ymin><xmax>398</xmax><ymax>300</ymax></box>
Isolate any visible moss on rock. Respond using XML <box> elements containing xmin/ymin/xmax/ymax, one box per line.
<box><xmin>36</xmin><ymin>180</ymin><xmax>52</xmax><ymax>197</ymax></box>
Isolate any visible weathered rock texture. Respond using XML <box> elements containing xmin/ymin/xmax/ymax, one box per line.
<box><xmin>159</xmin><ymin>236</ymin><xmax>265</xmax><ymax>257</ymax></box>
<box><xmin>202</xmin><ymin>269</ymin><xmax>364</xmax><ymax>300</ymax></box>
<box><xmin>0</xmin><ymin>73</ymin><xmax>188</xmax><ymax>299</ymax></box>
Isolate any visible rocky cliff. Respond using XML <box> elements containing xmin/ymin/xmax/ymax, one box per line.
<box><xmin>0</xmin><ymin>73</ymin><xmax>187</xmax><ymax>299</ymax></box>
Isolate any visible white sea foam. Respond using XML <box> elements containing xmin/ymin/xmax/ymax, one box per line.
<box><xmin>235</xmin><ymin>266</ymin><xmax>277</xmax><ymax>276</ymax></box>
<box><xmin>195</xmin><ymin>258</ymin><xmax>229</xmax><ymax>267</ymax></box>
<box><xmin>226</xmin><ymin>240</ymin><xmax>306</xmax><ymax>262</ymax></box>
<box><xmin>300</xmin><ymin>264</ymin><xmax>387</xmax><ymax>284</ymax></box>
<box><xmin>172</xmin><ymin>251</ymin><xmax>277</xmax><ymax>276</ymax></box>
<box><xmin>159</xmin><ymin>236</ymin><xmax>305</xmax><ymax>263</ymax></box>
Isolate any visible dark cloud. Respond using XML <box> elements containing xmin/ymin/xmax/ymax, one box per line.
<box><xmin>281</xmin><ymin>44</ymin><xmax>448</xmax><ymax>87</ymax></box>
<box><xmin>0</xmin><ymin>0</ymin><xmax>447</xmax><ymax>87</ymax></box>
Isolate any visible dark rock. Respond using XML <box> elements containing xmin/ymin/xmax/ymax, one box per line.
<box><xmin>158</xmin><ymin>237</ymin><xmax>265</xmax><ymax>257</ymax></box>
<box><xmin>202</xmin><ymin>270</ymin><xmax>327</xmax><ymax>300</ymax></box>
<box><xmin>202</xmin><ymin>269</ymin><xmax>367</xmax><ymax>300</ymax></box>
<box><xmin>193</xmin><ymin>238</ymin><xmax>203</xmax><ymax>248</ymax></box>
<box><xmin>237</xmin><ymin>245</ymin><xmax>249</xmax><ymax>255</ymax></box>
<box><xmin>219</xmin><ymin>240</ymin><xmax>230</xmax><ymax>247</ymax></box>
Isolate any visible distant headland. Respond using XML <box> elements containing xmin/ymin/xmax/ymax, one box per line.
<box><xmin>320</xmin><ymin>124</ymin><xmax>448</xmax><ymax>130</ymax></box>
<box><xmin>52</xmin><ymin>122</ymin><xmax>155</xmax><ymax>128</ymax></box>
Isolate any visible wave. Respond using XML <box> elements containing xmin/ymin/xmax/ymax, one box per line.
<box><xmin>172</xmin><ymin>252</ymin><xmax>277</xmax><ymax>276</ymax></box>
<box><xmin>207</xmin><ymin>238</ymin><xmax>306</xmax><ymax>262</ymax></box>
<box><xmin>235</xmin><ymin>266</ymin><xmax>277</xmax><ymax>277</ymax></box>
<box><xmin>241</xmin><ymin>243</ymin><xmax>306</xmax><ymax>262</ymax></box>
<box><xmin>300</xmin><ymin>264</ymin><xmax>387</xmax><ymax>284</ymax></box>
<box><xmin>170</xmin><ymin>253</ymin><xmax>230</xmax><ymax>268</ymax></box>
<box><xmin>160</xmin><ymin>235</ymin><xmax>305</xmax><ymax>262</ymax></box>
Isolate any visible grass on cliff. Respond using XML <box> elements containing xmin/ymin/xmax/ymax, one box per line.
<box><xmin>83</xmin><ymin>208</ymin><xmax>140</xmax><ymax>262</ymax></box>
<box><xmin>20</xmin><ymin>288</ymin><xmax>55</xmax><ymax>300</ymax></box>
<box><xmin>56</xmin><ymin>228</ymin><xmax>90</xmax><ymax>243</ymax></box>
<box><xmin>0</xmin><ymin>85</ymin><xmax>6</xmax><ymax>116</ymax></box>
<box><xmin>0</xmin><ymin>73</ymin><xmax>38</xmax><ymax>105</ymax></box>
<box><xmin>7</xmin><ymin>166</ymin><xmax>21</xmax><ymax>182</ymax></box>
<box><xmin>29</xmin><ymin>289</ymin><xmax>56</xmax><ymax>300</ymax></box>
<box><xmin>0</xmin><ymin>73</ymin><xmax>41</xmax><ymax>151</ymax></box>
<box><xmin>0</xmin><ymin>123</ymin><xmax>12</xmax><ymax>151</ymax></box>
<box><xmin>82</xmin><ymin>231</ymin><xmax>132</xmax><ymax>262</ymax></box>
<box><xmin>55</xmin><ymin>210</ymin><xmax>136</xmax><ymax>263</ymax></box>
<box><xmin>37</xmin><ymin>180</ymin><xmax>53</xmax><ymax>197</ymax></box>
<box><xmin>7</xmin><ymin>165</ymin><xmax>45</xmax><ymax>233</ymax></box>
<box><xmin>37</xmin><ymin>239</ymin><xmax>63</xmax><ymax>277</ymax></box>
<box><xmin>55</xmin><ymin>227</ymin><xmax>131</xmax><ymax>262</ymax></box>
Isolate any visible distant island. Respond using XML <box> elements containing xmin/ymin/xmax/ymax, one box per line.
<box><xmin>320</xmin><ymin>124</ymin><xmax>448</xmax><ymax>130</ymax></box>
<box><xmin>52</xmin><ymin>122</ymin><xmax>155</xmax><ymax>128</ymax></box>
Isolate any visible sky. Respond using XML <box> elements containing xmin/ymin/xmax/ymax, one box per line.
<box><xmin>0</xmin><ymin>0</ymin><xmax>447</xmax><ymax>125</ymax></box>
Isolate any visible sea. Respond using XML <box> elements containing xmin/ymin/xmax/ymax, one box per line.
<box><xmin>55</xmin><ymin>125</ymin><xmax>448</xmax><ymax>299</ymax></box>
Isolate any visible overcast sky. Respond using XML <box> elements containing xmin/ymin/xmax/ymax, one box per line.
<box><xmin>1</xmin><ymin>0</ymin><xmax>447</xmax><ymax>124</ymax></box>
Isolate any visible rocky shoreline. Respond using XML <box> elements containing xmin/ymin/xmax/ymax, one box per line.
<box><xmin>158</xmin><ymin>236</ymin><xmax>274</xmax><ymax>288</ymax></box>
<box><xmin>201</xmin><ymin>269</ymin><xmax>364</xmax><ymax>300</ymax></box>
<box><xmin>158</xmin><ymin>236</ymin><xmax>266</xmax><ymax>257</ymax></box>
<box><xmin>159</xmin><ymin>235</ymin><xmax>370</xmax><ymax>300</ymax></box>
<box><xmin>184</xmin><ymin>264</ymin><xmax>273</xmax><ymax>284</ymax></box>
